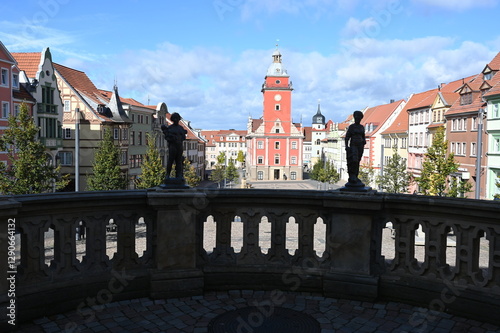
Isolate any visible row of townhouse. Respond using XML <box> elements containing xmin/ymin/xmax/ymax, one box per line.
<box><xmin>201</xmin><ymin>129</ymin><xmax>247</xmax><ymax>172</ymax></box>
<box><xmin>0</xmin><ymin>42</ymin><xmax>206</xmax><ymax>192</ymax></box>
<box><xmin>323</xmin><ymin>52</ymin><xmax>500</xmax><ymax>199</ymax></box>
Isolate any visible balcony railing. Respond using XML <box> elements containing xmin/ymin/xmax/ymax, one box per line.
<box><xmin>1</xmin><ymin>189</ymin><xmax>499</xmax><ymax>329</ymax></box>
<box><xmin>39</xmin><ymin>137</ymin><xmax>63</xmax><ymax>149</ymax></box>
<box><xmin>37</xmin><ymin>103</ymin><xmax>58</xmax><ymax>114</ymax></box>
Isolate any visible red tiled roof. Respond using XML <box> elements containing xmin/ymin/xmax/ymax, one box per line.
<box><xmin>11</xmin><ymin>52</ymin><xmax>41</xmax><ymax>78</ymax></box>
<box><xmin>13</xmin><ymin>84</ymin><xmax>36</xmax><ymax>102</ymax></box>
<box><xmin>438</xmin><ymin>91</ymin><xmax>459</xmax><ymax>106</ymax></box>
<box><xmin>303</xmin><ymin>127</ymin><xmax>312</xmax><ymax>141</ymax></box>
<box><xmin>484</xmin><ymin>78</ymin><xmax>500</xmax><ymax>98</ymax></box>
<box><xmin>427</xmin><ymin>123</ymin><xmax>444</xmax><ymax>129</ymax></box>
<box><xmin>446</xmin><ymin>70</ymin><xmax>500</xmax><ymax>116</ymax></box>
<box><xmin>98</xmin><ymin>90</ymin><xmax>144</xmax><ymax>107</ymax></box>
<box><xmin>484</xmin><ymin>52</ymin><xmax>500</xmax><ymax>72</ymax></box>
<box><xmin>362</xmin><ymin>99</ymin><xmax>405</xmax><ymax>135</ymax></box>
<box><xmin>381</xmin><ymin>91</ymin><xmax>434</xmax><ymax>135</ymax></box>
<box><xmin>54</xmin><ymin>63</ymin><xmax>103</xmax><ymax>105</ymax></box>
<box><xmin>251</xmin><ymin>119</ymin><xmax>263</xmax><ymax>132</ymax></box>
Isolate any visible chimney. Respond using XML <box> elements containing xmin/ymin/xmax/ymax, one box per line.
<box><xmin>390</xmin><ymin>99</ymin><xmax>395</xmax><ymax>103</ymax></box>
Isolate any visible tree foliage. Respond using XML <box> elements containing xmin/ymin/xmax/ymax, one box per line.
<box><xmin>135</xmin><ymin>132</ymin><xmax>165</xmax><ymax>189</ymax></box>
<box><xmin>310</xmin><ymin>160</ymin><xmax>340</xmax><ymax>184</ymax></box>
<box><xmin>225</xmin><ymin>159</ymin><xmax>239</xmax><ymax>184</ymax></box>
<box><xmin>359</xmin><ymin>163</ymin><xmax>375</xmax><ymax>187</ymax></box>
<box><xmin>495</xmin><ymin>174</ymin><xmax>500</xmax><ymax>200</ymax></box>
<box><xmin>183</xmin><ymin>158</ymin><xmax>201</xmax><ymax>187</ymax></box>
<box><xmin>87</xmin><ymin>128</ymin><xmax>127</xmax><ymax>191</ymax></box>
<box><xmin>209</xmin><ymin>151</ymin><xmax>228</xmax><ymax>187</ymax></box>
<box><xmin>417</xmin><ymin>127</ymin><xmax>471</xmax><ymax>197</ymax></box>
<box><xmin>0</xmin><ymin>103</ymin><xmax>68</xmax><ymax>194</ymax></box>
<box><xmin>376</xmin><ymin>146</ymin><xmax>411</xmax><ymax>193</ymax></box>
<box><xmin>236</xmin><ymin>150</ymin><xmax>245</xmax><ymax>167</ymax></box>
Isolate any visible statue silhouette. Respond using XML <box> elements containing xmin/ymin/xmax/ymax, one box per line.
<box><xmin>161</xmin><ymin>112</ymin><xmax>187</xmax><ymax>180</ymax></box>
<box><xmin>345</xmin><ymin>110</ymin><xmax>366</xmax><ymax>186</ymax></box>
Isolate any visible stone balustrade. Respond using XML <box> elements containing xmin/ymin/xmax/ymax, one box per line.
<box><xmin>1</xmin><ymin>188</ymin><xmax>499</xmax><ymax>329</ymax></box>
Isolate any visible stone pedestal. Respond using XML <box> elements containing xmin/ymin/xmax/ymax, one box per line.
<box><xmin>159</xmin><ymin>178</ymin><xmax>189</xmax><ymax>189</ymax></box>
<box><xmin>339</xmin><ymin>180</ymin><xmax>373</xmax><ymax>193</ymax></box>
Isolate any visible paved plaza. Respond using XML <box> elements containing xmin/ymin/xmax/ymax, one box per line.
<box><xmin>18</xmin><ymin>289</ymin><xmax>500</xmax><ymax>333</ymax></box>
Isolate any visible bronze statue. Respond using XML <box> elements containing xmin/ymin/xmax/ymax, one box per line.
<box><xmin>161</xmin><ymin>112</ymin><xmax>187</xmax><ymax>180</ymax></box>
<box><xmin>345</xmin><ymin>110</ymin><xmax>366</xmax><ymax>186</ymax></box>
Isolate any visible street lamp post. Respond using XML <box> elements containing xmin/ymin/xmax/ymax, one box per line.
<box><xmin>75</xmin><ymin>108</ymin><xmax>80</xmax><ymax>192</ymax></box>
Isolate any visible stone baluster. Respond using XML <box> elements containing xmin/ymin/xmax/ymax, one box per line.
<box><xmin>266</xmin><ymin>210</ymin><xmax>291</xmax><ymax>264</ymax></box>
<box><xmin>388</xmin><ymin>217</ymin><xmax>417</xmax><ymax>274</ymax></box>
<box><xmin>81</xmin><ymin>215</ymin><xmax>110</xmax><ymax>272</ymax></box>
<box><xmin>237</xmin><ymin>209</ymin><xmax>264</xmax><ymax>264</ymax></box>
<box><xmin>139</xmin><ymin>212</ymin><xmax>156</xmax><ymax>266</ymax></box>
<box><xmin>292</xmin><ymin>211</ymin><xmax>317</xmax><ymax>265</ymax></box>
<box><xmin>453</xmin><ymin>223</ymin><xmax>478</xmax><ymax>285</ymax></box>
<box><xmin>50</xmin><ymin>217</ymin><xmax>79</xmax><ymax>276</ymax></box>
<box><xmin>112</xmin><ymin>213</ymin><xmax>140</xmax><ymax>269</ymax></box>
<box><xmin>425</xmin><ymin>221</ymin><xmax>450</xmax><ymax>279</ymax></box>
<box><xmin>210</xmin><ymin>211</ymin><xmax>236</xmax><ymax>264</ymax></box>
<box><xmin>489</xmin><ymin>225</ymin><xmax>500</xmax><ymax>293</ymax></box>
<box><xmin>17</xmin><ymin>217</ymin><xmax>49</xmax><ymax>283</ymax></box>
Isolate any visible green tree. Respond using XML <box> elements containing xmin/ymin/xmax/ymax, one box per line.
<box><xmin>359</xmin><ymin>163</ymin><xmax>375</xmax><ymax>187</ymax></box>
<box><xmin>135</xmin><ymin>132</ymin><xmax>165</xmax><ymax>189</ymax></box>
<box><xmin>495</xmin><ymin>175</ymin><xmax>500</xmax><ymax>200</ymax></box>
<box><xmin>417</xmin><ymin>126</ymin><xmax>471</xmax><ymax>197</ymax></box>
<box><xmin>209</xmin><ymin>151</ymin><xmax>227</xmax><ymax>187</ymax></box>
<box><xmin>87</xmin><ymin>128</ymin><xmax>127</xmax><ymax>191</ymax></box>
<box><xmin>376</xmin><ymin>146</ymin><xmax>411</xmax><ymax>193</ymax></box>
<box><xmin>236</xmin><ymin>150</ymin><xmax>245</xmax><ymax>168</ymax></box>
<box><xmin>225</xmin><ymin>159</ymin><xmax>239</xmax><ymax>186</ymax></box>
<box><xmin>0</xmin><ymin>103</ymin><xmax>68</xmax><ymax>194</ymax></box>
<box><xmin>184</xmin><ymin>158</ymin><xmax>201</xmax><ymax>187</ymax></box>
<box><xmin>310</xmin><ymin>160</ymin><xmax>340</xmax><ymax>184</ymax></box>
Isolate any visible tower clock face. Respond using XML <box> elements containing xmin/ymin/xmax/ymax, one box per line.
<box><xmin>274</xmin><ymin>94</ymin><xmax>282</xmax><ymax>101</ymax></box>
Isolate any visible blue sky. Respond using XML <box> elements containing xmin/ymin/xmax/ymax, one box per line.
<box><xmin>2</xmin><ymin>0</ymin><xmax>500</xmax><ymax>129</ymax></box>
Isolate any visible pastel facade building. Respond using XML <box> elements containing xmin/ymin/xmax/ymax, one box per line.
<box><xmin>246</xmin><ymin>47</ymin><xmax>304</xmax><ymax>181</ymax></box>
<box><xmin>13</xmin><ymin>48</ymin><xmax>65</xmax><ymax>166</ymax></box>
<box><xmin>0</xmin><ymin>41</ymin><xmax>36</xmax><ymax>167</ymax></box>
<box><xmin>445</xmin><ymin>53</ymin><xmax>500</xmax><ymax>199</ymax></box>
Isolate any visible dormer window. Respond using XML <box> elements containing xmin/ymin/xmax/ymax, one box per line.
<box><xmin>460</xmin><ymin>92</ymin><xmax>473</xmax><ymax>105</ymax></box>
<box><xmin>484</xmin><ymin>73</ymin><xmax>492</xmax><ymax>80</ymax></box>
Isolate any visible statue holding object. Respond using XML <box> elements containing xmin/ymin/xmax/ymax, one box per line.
<box><xmin>342</xmin><ymin>110</ymin><xmax>372</xmax><ymax>192</ymax></box>
<box><xmin>160</xmin><ymin>112</ymin><xmax>189</xmax><ymax>188</ymax></box>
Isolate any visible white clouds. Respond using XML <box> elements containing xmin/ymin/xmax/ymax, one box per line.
<box><xmin>412</xmin><ymin>0</ymin><xmax>497</xmax><ymax>11</ymax></box>
<box><xmin>89</xmin><ymin>37</ymin><xmax>498</xmax><ymax>130</ymax></box>
<box><xmin>240</xmin><ymin>0</ymin><xmax>338</xmax><ymax>20</ymax></box>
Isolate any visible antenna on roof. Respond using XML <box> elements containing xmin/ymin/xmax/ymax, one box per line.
<box><xmin>147</xmin><ymin>95</ymin><xmax>150</xmax><ymax>105</ymax></box>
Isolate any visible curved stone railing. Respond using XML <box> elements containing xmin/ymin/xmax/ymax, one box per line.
<box><xmin>1</xmin><ymin>188</ymin><xmax>499</xmax><ymax>330</ymax></box>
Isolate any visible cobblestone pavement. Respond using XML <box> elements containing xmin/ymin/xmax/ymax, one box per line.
<box><xmin>18</xmin><ymin>290</ymin><xmax>500</xmax><ymax>333</ymax></box>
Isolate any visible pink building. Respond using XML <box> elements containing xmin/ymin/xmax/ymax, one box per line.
<box><xmin>246</xmin><ymin>47</ymin><xmax>304</xmax><ymax>181</ymax></box>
